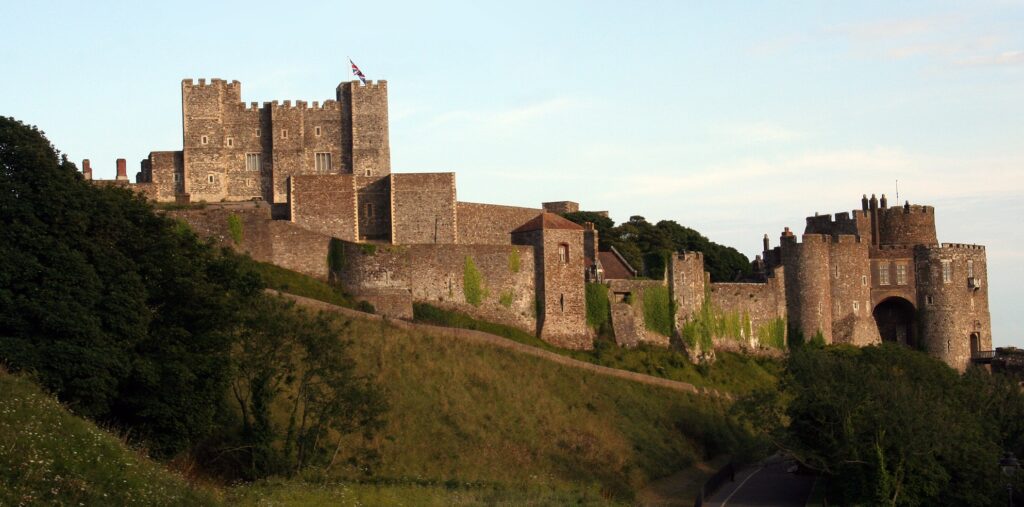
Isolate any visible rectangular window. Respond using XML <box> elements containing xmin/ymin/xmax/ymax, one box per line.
<box><xmin>967</xmin><ymin>260</ymin><xmax>974</xmax><ymax>278</ymax></box>
<box><xmin>942</xmin><ymin>259</ymin><xmax>952</xmax><ymax>284</ymax></box>
<box><xmin>172</xmin><ymin>173</ymin><xmax>180</xmax><ymax>183</ymax></box>
<box><xmin>896</xmin><ymin>264</ymin><xmax>907</xmax><ymax>285</ymax></box>
<box><xmin>207</xmin><ymin>174</ymin><xmax>216</xmax><ymax>184</ymax></box>
<box><xmin>255</xmin><ymin>128</ymin><xmax>261</xmax><ymax>137</ymax></box>
<box><xmin>861</xmin><ymin>275</ymin><xmax>867</xmax><ymax>287</ymax></box>
<box><xmin>201</xmin><ymin>135</ymin><xmax>209</xmax><ymax>145</ymax></box>
<box><xmin>853</xmin><ymin>301</ymin><xmax>860</xmax><ymax>314</ymax></box>
<box><xmin>315</xmin><ymin>152</ymin><xmax>332</xmax><ymax>172</ymax></box>
<box><xmin>226</xmin><ymin>137</ymin><xmax>234</xmax><ymax>147</ymax></box>
<box><xmin>245</xmin><ymin>153</ymin><xmax>262</xmax><ymax>172</ymax></box>
<box><xmin>878</xmin><ymin>261</ymin><xmax>890</xmax><ymax>285</ymax></box>
<box><xmin>315</xmin><ymin>126</ymin><xmax>322</xmax><ymax>137</ymax></box>
<box><xmin>559</xmin><ymin>244</ymin><xmax>569</xmax><ymax>263</ymax></box>
<box><xmin>282</xmin><ymin>129</ymin><xmax>288</xmax><ymax>139</ymax></box>
<box><xmin>364</xmin><ymin>168</ymin><xmax>372</xmax><ymax>177</ymax></box>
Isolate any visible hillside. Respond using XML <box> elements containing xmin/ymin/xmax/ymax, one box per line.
<box><xmin>0</xmin><ymin>370</ymin><xmax>216</xmax><ymax>506</ymax></box>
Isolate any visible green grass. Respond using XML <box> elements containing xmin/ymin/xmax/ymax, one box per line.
<box><xmin>313</xmin><ymin>311</ymin><xmax>751</xmax><ymax>502</ymax></box>
<box><xmin>228</xmin><ymin>478</ymin><xmax>617</xmax><ymax>506</ymax></box>
<box><xmin>0</xmin><ymin>370</ymin><xmax>217</xmax><ymax>506</ymax></box>
<box><xmin>248</xmin><ymin>260</ymin><xmax>372</xmax><ymax>312</ymax></box>
<box><xmin>414</xmin><ymin>303</ymin><xmax>781</xmax><ymax>397</ymax></box>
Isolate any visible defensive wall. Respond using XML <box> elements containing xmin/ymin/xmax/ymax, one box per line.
<box><xmin>606</xmin><ymin>279</ymin><xmax>671</xmax><ymax>348</ymax></box>
<box><xmin>457</xmin><ymin>202</ymin><xmax>542</xmax><ymax>245</ymax></box>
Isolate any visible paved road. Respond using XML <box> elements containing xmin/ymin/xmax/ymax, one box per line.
<box><xmin>703</xmin><ymin>455</ymin><xmax>814</xmax><ymax>507</ymax></box>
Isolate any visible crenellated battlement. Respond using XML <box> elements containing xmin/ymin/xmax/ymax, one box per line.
<box><xmin>880</xmin><ymin>203</ymin><xmax>933</xmax><ymax>215</ymax></box>
<box><xmin>932</xmin><ymin>243</ymin><xmax>986</xmax><ymax>251</ymax></box>
<box><xmin>260</xmin><ymin>99</ymin><xmax>341</xmax><ymax>111</ymax></box>
<box><xmin>878</xmin><ymin>244</ymin><xmax>914</xmax><ymax>250</ymax></box>
<box><xmin>182</xmin><ymin>78</ymin><xmax>241</xmax><ymax>88</ymax></box>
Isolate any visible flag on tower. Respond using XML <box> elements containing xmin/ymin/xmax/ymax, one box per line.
<box><xmin>350</xmin><ymin>59</ymin><xmax>367</xmax><ymax>85</ymax></box>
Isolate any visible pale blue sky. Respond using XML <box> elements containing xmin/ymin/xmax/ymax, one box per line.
<box><xmin>3</xmin><ymin>1</ymin><xmax>1022</xmax><ymax>346</ymax></box>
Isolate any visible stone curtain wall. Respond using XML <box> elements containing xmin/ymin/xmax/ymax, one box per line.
<box><xmin>336</xmin><ymin>241</ymin><xmax>537</xmax><ymax>330</ymax></box>
<box><xmin>392</xmin><ymin>173</ymin><xmax>457</xmax><ymax>244</ymax></box>
<box><xmin>915</xmin><ymin>244</ymin><xmax>991</xmax><ymax>371</ymax></box>
<box><xmin>709</xmin><ymin>276</ymin><xmax>787</xmax><ymax>348</ymax></box>
<box><xmin>607</xmin><ymin>279</ymin><xmax>671</xmax><ymax>348</ymax></box>
<box><xmin>288</xmin><ymin>174</ymin><xmax>358</xmax><ymax>241</ymax></box>
<box><xmin>457</xmin><ymin>202</ymin><xmax>542</xmax><ymax>245</ymax></box>
<box><xmin>354</xmin><ymin>175</ymin><xmax>392</xmax><ymax>240</ymax></box>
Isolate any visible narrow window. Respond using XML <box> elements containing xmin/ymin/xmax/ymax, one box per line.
<box><xmin>833</xmin><ymin>265</ymin><xmax>840</xmax><ymax>279</ymax></box>
<box><xmin>201</xmin><ymin>135</ymin><xmax>209</xmax><ymax>145</ymax></box>
<box><xmin>558</xmin><ymin>243</ymin><xmax>569</xmax><ymax>263</ymax></box>
<box><xmin>172</xmin><ymin>173</ymin><xmax>180</xmax><ymax>183</ymax></box>
<box><xmin>207</xmin><ymin>174</ymin><xmax>215</xmax><ymax>184</ymax></box>
<box><xmin>852</xmin><ymin>300</ymin><xmax>859</xmax><ymax>314</ymax></box>
<box><xmin>967</xmin><ymin>260</ymin><xmax>974</xmax><ymax>279</ymax></box>
<box><xmin>560</xmin><ymin>294</ymin><xmax>564</xmax><ymax>312</ymax></box>
<box><xmin>896</xmin><ymin>264</ymin><xmax>907</xmax><ymax>285</ymax></box>
<box><xmin>941</xmin><ymin>259</ymin><xmax>952</xmax><ymax>284</ymax></box>
<box><xmin>226</xmin><ymin>137</ymin><xmax>234</xmax><ymax>147</ymax></box>
<box><xmin>315</xmin><ymin>152</ymin><xmax>332</xmax><ymax>172</ymax></box>
<box><xmin>364</xmin><ymin>202</ymin><xmax>374</xmax><ymax>218</ymax></box>
<box><xmin>315</xmin><ymin>126</ymin><xmax>322</xmax><ymax>137</ymax></box>
<box><xmin>878</xmin><ymin>261</ymin><xmax>890</xmax><ymax>285</ymax></box>
<box><xmin>364</xmin><ymin>168</ymin><xmax>372</xmax><ymax>177</ymax></box>
<box><xmin>926</xmin><ymin>295</ymin><xmax>934</xmax><ymax>305</ymax></box>
<box><xmin>861</xmin><ymin>275</ymin><xmax>867</xmax><ymax>287</ymax></box>
<box><xmin>282</xmin><ymin>129</ymin><xmax>288</xmax><ymax>139</ymax></box>
<box><xmin>255</xmin><ymin>128</ymin><xmax>261</xmax><ymax>137</ymax></box>
<box><xmin>245</xmin><ymin>153</ymin><xmax>262</xmax><ymax>172</ymax></box>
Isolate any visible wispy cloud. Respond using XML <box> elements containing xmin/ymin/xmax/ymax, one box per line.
<box><xmin>955</xmin><ymin>50</ymin><xmax>1024</xmax><ymax>67</ymax></box>
<box><xmin>430</xmin><ymin>97</ymin><xmax>584</xmax><ymax>127</ymax></box>
<box><xmin>720</xmin><ymin>121</ymin><xmax>806</xmax><ymax>143</ymax></box>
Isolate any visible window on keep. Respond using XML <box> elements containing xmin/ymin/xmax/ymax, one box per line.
<box><xmin>558</xmin><ymin>243</ymin><xmax>569</xmax><ymax>263</ymax></box>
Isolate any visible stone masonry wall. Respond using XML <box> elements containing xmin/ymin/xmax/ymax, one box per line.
<box><xmin>827</xmin><ymin>235</ymin><xmax>878</xmax><ymax>346</ymax></box>
<box><xmin>145</xmin><ymin>151</ymin><xmax>183</xmax><ymax>201</ymax></box>
<box><xmin>289</xmin><ymin>174</ymin><xmax>357</xmax><ymax>241</ymax></box>
<box><xmin>670</xmin><ymin>251</ymin><xmax>707</xmax><ymax>331</ymax></box>
<box><xmin>339</xmin><ymin>81</ymin><xmax>390</xmax><ymax>178</ymax></box>
<box><xmin>392</xmin><ymin>173</ymin><xmax>457</xmax><ymax>244</ymax></box>
<box><xmin>335</xmin><ymin>241</ymin><xmax>537</xmax><ymax>330</ymax></box>
<box><xmin>878</xmin><ymin>205</ymin><xmax>937</xmax><ymax>246</ymax></box>
<box><xmin>781</xmin><ymin>234</ymin><xmax>834</xmax><ymax>343</ymax></box>
<box><xmin>537</xmin><ymin>228</ymin><xmax>589</xmax><ymax>349</ymax></box>
<box><xmin>915</xmin><ymin>244</ymin><xmax>991</xmax><ymax>371</ymax></box>
<box><xmin>709</xmin><ymin>275</ymin><xmax>786</xmax><ymax>348</ymax></box>
<box><xmin>457</xmin><ymin>201</ymin><xmax>542</xmax><ymax>245</ymax></box>
<box><xmin>607</xmin><ymin>279</ymin><xmax>670</xmax><ymax>348</ymax></box>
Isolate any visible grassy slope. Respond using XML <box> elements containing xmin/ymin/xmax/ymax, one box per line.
<box><xmin>246</xmin><ymin>310</ymin><xmax>747</xmax><ymax>503</ymax></box>
<box><xmin>0</xmin><ymin>371</ymin><xmax>216</xmax><ymax>506</ymax></box>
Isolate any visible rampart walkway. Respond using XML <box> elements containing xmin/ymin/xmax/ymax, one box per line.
<box><xmin>274</xmin><ymin>291</ymin><xmax>721</xmax><ymax>397</ymax></box>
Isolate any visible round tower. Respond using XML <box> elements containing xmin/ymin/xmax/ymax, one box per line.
<box><xmin>781</xmin><ymin>233</ymin><xmax>834</xmax><ymax>344</ymax></box>
<box><xmin>914</xmin><ymin>244</ymin><xmax>991</xmax><ymax>371</ymax></box>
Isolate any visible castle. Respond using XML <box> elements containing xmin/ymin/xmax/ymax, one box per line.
<box><xmin>82</xmin><ymin>77</ymin><xmax>992</xmax><ymax>371</ymax></box>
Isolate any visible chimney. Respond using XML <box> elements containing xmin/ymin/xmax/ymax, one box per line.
<box><xmin>115</xmin><ymin>158</ymin><xmax>128</xmax><ymax>181</ymax></box>
<box><xmin>880</xmin><ymin>193</ymin><xmax>888</xmax><ymax>209</ymax></box>
<box><xmin>82</xmin><ymin>159</ymin><xmax>92</xmax><ymax>180</ymax></box>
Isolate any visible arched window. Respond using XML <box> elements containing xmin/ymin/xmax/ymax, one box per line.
<box><xmin>558</xmin><ymin>243</ymin><xmax>569</xmax><ymax>263</ymax></box>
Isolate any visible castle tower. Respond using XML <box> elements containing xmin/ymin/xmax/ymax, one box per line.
<box><xmin>338</xmin><ymin>80</ymin><xmax>392</xmax><ymax>241</ymax></box>
<box><xmin>180</xmin><ymin>78</ymin><xmax>244</xmax><ymax>202</ymax></box>
<box><xmin>511</xmin><ymin>213</ymin><xmax>589</xmax><ymax>349</ymax></box>
<box><xmin>914</xmin><ymin>244</ymin><xmax>991</xmax><ymax>371</ymax></box>
<box><xmin>781</xmin><ymin>233</ymin><xmax>835</xmax><ymax>343</ymax></box>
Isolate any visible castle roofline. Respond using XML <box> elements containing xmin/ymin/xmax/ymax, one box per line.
<box><xmin>511</xmin><ymin>212</ymin><xmax>585</xmax><ymax>233</ymax></box>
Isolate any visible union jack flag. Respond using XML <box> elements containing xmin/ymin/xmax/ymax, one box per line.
<box><xmin>350</xmin><ymin>59</ymin><xmax>367</xmax><ymax>85</ymax></box>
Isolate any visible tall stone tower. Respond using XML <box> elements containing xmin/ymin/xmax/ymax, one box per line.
<box><xmin>338</xmin><ymin>81</ymin><xmax>392</xmax><ymax>240</ymax></box>
<box><xmin>511</xmin><ymin>213</ymin><xmax>589</xmax><ymax>349</ymax></box>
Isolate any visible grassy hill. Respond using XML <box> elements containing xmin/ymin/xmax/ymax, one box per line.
<box><xmin>0</xmin><ymin>370</ymin><xmax>216</xmax><ymax>506</ymax></box>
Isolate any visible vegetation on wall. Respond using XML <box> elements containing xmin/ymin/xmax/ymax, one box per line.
<box><xmin>462</xmin><ymin>256</ymin><xmax>484</xmax><ymax>306</ymax></box>
<box><xmin>757</xmin><ymin>317</ymin><xmax>787</xmax><ymax>349</ymax></box>
<box><xmin>498</xmin><ymin>288</ymin><xmax>514</xmax><ymax>308</ymax></box>
<box><xmin>641</xmin><ymin>285</ymin><xmax>674</xmax><ymax>337</ymax></box>
<box><xmin>327</xmin><ymin>237</ymin><xmax>346</xmax><ymax>273</ymax></box>
<box><xmin>507</xmin><ymin>247</ymin><xmax>521</xmax><ymax>273</ymax></box>
<box><xmin>585</xmin><ymin>283</ymin><xmax>611</xmax><ymax>335</ymax></box>
<box><xmin>227</xmin><ymin>213</ymin><xmax>243</xmax><ymax>245</ymax></box>
<box><xmin>561</xmin><ymin>212</ymin><xmax>751</xmax><ymax>282</ymax></box>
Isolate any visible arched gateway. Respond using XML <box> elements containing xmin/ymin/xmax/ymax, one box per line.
<box><xmin>873</xmin><ymin>297</ymin><xmax>917</xmax><ymax>348</ymax></box>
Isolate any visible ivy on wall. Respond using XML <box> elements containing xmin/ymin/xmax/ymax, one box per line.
<box><xmin>327</xmin><ymin>238</ymin><xmax>346</xmax><ymax>273</ymax></box>
<box><xmin>508</xmin><ymin>248</ymin><xmax>521</xmax><ymax>273</ymax></box>
<box><xmin>227</xmin><ymin>214</ymin><xmax>243</xmax><ymax>245</ymax></box>
<box><xmin>499</xmin><ymin>289</ymin><xmax>514</xmax><ymax>308</ymax></box>
<box><xmin>585</xmin><ymin>283</ymin><xmax>611</xmax><ymax>331</ymax></box>
<box><xmin>642</xmin><ymin>285</ymin><xmax>675</xmax><ymax>337</ymax></box>
<box><xmin>463</xmin><ymin>256</ymin><xmax>484</xmax><ymax>306</ymax></box>
<box><xmin>757</xmin><ymin>317</ymin><xmax>787</xmax><ymax>349</ymax></box>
